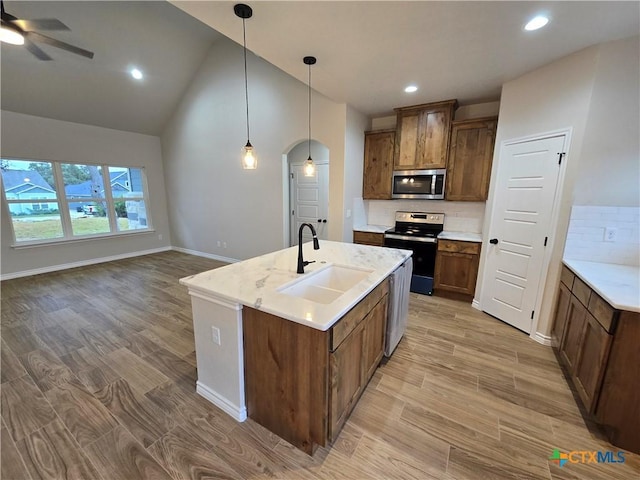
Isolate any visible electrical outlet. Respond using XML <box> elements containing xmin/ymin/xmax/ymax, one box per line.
<box><xmin>346</xmin><ymin>209</ymin><xmax>352</xmax><ymax>218</ymax></box>
<box><xmin>604</xmin><ymin>227</ymin><xmax>618</xmax><ymax>242</ymax></box>
<box><xmin>211</xmin><ymin>326</ymin><xmax>221</xmax><ymax>345</ymax></box>
<box><xmin>223</xmin><ymin>242</ymin><xmax>227</xmax><ymax>249</ymax></box>
<box><xmin>158</xmin><ymin>234</ymin><xmax>163</xmax><ymax>241</ymax></box>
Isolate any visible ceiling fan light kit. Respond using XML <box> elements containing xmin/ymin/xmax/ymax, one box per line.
<box><xmin>0</xmin><ymin>0</ymin><xmax>94</xmax><ymax>60</ymax></box>
<box><xmin>235</xmin><ymin>3</ymin><xmax>258</xmax><ymax>170</ymax></box>
<box><xmin>303</xmin><ymin>55</ymin><xmax>317</xmax><ymax>177</ymax></box>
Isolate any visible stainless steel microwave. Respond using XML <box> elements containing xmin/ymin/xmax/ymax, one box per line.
<box><xmin>391</xmin><ymin>169</ymin><xmax>446</xmax><ymax>199</ymax></box>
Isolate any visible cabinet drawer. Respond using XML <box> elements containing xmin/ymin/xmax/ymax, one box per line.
<box><xmin>588</xmin><ymin>293</ymin><xmax>617</xmax><ymax>333</ymax></box>
<box><xmin>331</xmin><ymin>279</ymin><xmax>389</xmax><ymax>351</ymax></box>
<box><xmin>437</xmin><ymin>239</ymin><xmax>480</xmax><ymax>255</ymax></box>
<box><xmin>353</xmin><ymin>231</ymin><xmax>384</xmax><ymax>247</ymax></box>
<box><xmin>572</xmin><ymin>277</ymin><xmax>591</xmax><ymax>307</ymax></box>
<box><xmin>560</xmin><ymin>265</ymin><xmax>575</xmax><ymax>289</ymax></box>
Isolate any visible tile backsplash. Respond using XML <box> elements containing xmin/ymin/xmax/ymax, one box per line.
<box><xmin>564</xmin><ymin>205</ymin><xmax>640</xmax><ymax>266</ymax></box>
<box><xmin>364</xmin><ymin>200</ymin><xmax>485</xmax><ymax>233</ymax></box>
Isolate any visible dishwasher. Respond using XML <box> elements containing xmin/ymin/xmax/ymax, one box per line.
<box><xmin>385</xmin><ymin>256</ymin><xmax>413</xmax><ymax>356</ymax></box>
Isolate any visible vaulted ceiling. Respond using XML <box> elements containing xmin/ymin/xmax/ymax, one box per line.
<box><xmin>2</xmin><ymin>1</ymin><xmax>638</xmax><ymax>136</ymax></box>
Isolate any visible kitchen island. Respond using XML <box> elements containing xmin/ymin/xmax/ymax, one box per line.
<box><xmin>180</xmin><ymin>240</ymin><xmax>411</xmax><ymax>453</ymax></box>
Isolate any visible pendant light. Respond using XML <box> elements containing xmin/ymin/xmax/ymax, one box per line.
<box><xmin>303</xmin><ymin>56</ymin><xmax>317</xmax><ymax>177</ymax></box>
<box><xmin>235</xmin><ymin>4</ymin><xmax>257</xmax><ymax>170</ymax></box>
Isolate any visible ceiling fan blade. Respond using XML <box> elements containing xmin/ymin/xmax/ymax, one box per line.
<box><xmin>14</xmin><ymin>18</ymin><xmax>69</xmax><ymax>31</ymax></box>
<box><xmin>24</xmin><ymin>39</ymin><xmax>52</xmax><ymax>61</ymax></box>
<box><xmin>25</xmin><ymin>31</ymin><xmax>93</xmax><ymax>59</ymax></box>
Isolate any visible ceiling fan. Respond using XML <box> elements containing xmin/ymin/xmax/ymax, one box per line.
<box><xmin>0</xmin><ymin>0</ymin><xmax>93</xmax><ymax>60</ymax></box>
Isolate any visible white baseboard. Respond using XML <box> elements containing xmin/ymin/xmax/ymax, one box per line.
<box><xmin>532</xmin><ymin>331</ymin><xmax>552</xmax><ymax>346</ymax></box>
<box><xmin>196</xmin><ymin>381</ymin><xmax>247</xmax><ymax>422</ymax></box>
<box><xmin>0</xmin><ymin>246</ymin><xmax>172</xmax><ymax>281</ymax></box>
<box><xmin>471</xmin><ymin>299</ymin><xmax>481</xmax><ymax>311</ymax></box>
<box><xmin>172</xmin><ymin>246</ymin><xmax>239</xmax><ymax>264</ymax></box>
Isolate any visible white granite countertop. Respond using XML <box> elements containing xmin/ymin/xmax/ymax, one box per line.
<box><xmin>563</xmin><ymin>259</ymin><xmax>640</xmax><ymax>312</ymax></box>
<box><xmin>180</xmin><ymin>240</ymin><xmax>412</xmax><ymax>331</ymax></box>
<box><xmin>438</xmin><ymin>231</ymin><xmax>483</xmax><ymax>243</ymax></box>
<box><xmin>353</xmin><ymin>224</ymin><xmax>390</xmax><ymax>234</ymax></box>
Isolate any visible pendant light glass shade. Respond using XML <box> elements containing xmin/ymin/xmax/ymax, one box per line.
<box><xmin>235</xmin><ymin>4</ymin><xmax>257</xmax><ymax>170</ymax></box>
<box><xmin>303</xmin><ymin>56</ymin><xmax>317</xmax><ymax>177</ymax></box>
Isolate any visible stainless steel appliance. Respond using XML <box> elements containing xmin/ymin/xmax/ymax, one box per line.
<box><xmin>385</xmin><ymin>256</ymin><xmax>413</xmax><ymax>357</ymax></box>
<box><xmin>383</xmin><ymin>211</ymin><xmax>444</xmax><ymax>295</ymax></box>
<box><xmin>392</xmin><ymin>169</ymin><xmax>446</xmax><ymax>200</ymax></box>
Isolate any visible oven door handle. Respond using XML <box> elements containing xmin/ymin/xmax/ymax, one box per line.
<box><xmin>384</xmin><ymin>234</ymin><xmax>437</xmax><ymax>244</ymax></box>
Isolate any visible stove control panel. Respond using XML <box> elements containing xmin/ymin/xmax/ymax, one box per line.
<box><xmin>394</xmin><ymin>211</ymin><xmax>444</xmax><ymax>225</ymax></box>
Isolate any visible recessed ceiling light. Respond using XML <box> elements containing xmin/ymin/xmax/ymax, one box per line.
<box><xmin>525</xmin><ymin>15</ymin><xmax>549</xmax><ymax>31</ymax></box>
<box><xmin>130</xmin><ymin>68</ymin><xmax>143</xmax><ymax>80</ymax></box>
<box><xmin>404</xmin><ymin>85</ymin><xmax>418</xmax><ymax>93</ymax></box>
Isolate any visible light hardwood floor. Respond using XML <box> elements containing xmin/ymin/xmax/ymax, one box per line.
<box><xmin>1</xmin><ymin>251</ymin><xmax>639</xmax><ymax>479</ymax></box>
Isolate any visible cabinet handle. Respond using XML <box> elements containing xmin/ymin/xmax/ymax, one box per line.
<box><xmin>489</xmin><ymin>238</ymin><xmax>498</xmax><ymax>245</ymax></box>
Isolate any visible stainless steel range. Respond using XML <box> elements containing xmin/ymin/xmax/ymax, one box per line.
<box><xmin>383</xmin><ymin>211</ymin><xmax>444</xmax><ymax>295</ymax></box>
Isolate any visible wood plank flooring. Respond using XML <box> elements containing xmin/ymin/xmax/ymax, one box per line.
<box><xmin>1</xmin><ymin>250</ymin><xmax>639</xmax><ymax>479</ymax></box>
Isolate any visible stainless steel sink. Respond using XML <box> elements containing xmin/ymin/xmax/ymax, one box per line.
<box><xmin>278</xmin><ymin>264</ymin><xmax>373</xmax><ymax>304</ymax></box>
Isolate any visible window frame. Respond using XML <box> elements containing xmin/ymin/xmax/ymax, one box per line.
<box><xmin>1</xmin><ymin>158</ymin><xmax>154</xmax><ymax>248</ymax></box>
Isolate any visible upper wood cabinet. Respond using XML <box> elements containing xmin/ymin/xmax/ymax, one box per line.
<box><xmin>363</xmin><ymin>129</ymin><xmax>395</xmax><ymax>199</ymax></box>
<box><xmin>446</xmin><ymin>116</ymin><xmax>498</xmax><ymax>201</ymax></box>
<box><xmin>393</xmin><ymin>100</ymin><xmax>457</xmax><ymax>170</ymax></box>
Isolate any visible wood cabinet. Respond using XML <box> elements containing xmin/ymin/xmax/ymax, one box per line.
<box><xmin>243</xmin><ymin>278</ymin><xmax>389</xmax><ymax>454</ymax></box>
<box><xmin>353</xmin><ymin>231</ymin><xmax>384</xmax><ymax>247</ymax></box>
<box><xmin>446</xmin><ymin>117</ymin><xmax>497</xmax><ymax>201</ymax></box>
<box><xmin>551</xmin><ymin>264</ymin><xmax>640</xmax><ymax>454</ymax></box>
<box><xmin>363</xmin><ymin>129</ymin><xmax>395</xmax><ymax>199</ymax></box>
<box><xmin>393</xmin><ymin>100</ymin><xmax>457</xmax><ymax>170</ymax></box>
<box><xmin>434</xmin><ymin>240</ymin><xmax>481</xmax><ymax>300</ymax></box>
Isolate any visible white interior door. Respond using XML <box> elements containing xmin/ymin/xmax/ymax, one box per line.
<box><xmin>481</xmin><ymin>135</ymin><xmax>565</xmax><ymax>333</ymax></box>
<box><xmin>290</xmin><ymin>163</ymin><xmax>329</xmax><ymax>245</ymax></box>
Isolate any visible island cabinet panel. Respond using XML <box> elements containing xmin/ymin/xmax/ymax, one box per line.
<box><xmin>353</xmin><ymin>231</ymin><xmax>384</xmax><ymax>247</ymax></box>
<box><xmin>363</xmin><ymin>130</ymin><xmax>395</xmax><ymax>200</ymax></box>
<box><xmin>243</xmin><ymin>278</ymin><xmax>389</xmax><ymax>454</ymax></box>
<box><xmin>243</xmin><ymin>307</ymin><xmax>329</xmax><ymax>454</ymax></box>
<box><xmin>446</xmin><ymin>117</ymin><xmax>497</xmax><ymax>201</ymax></box>
<box><xmin>393</xmin><ymin>100</ymin><xmax>457</xmax><ymax>170</ymax></box>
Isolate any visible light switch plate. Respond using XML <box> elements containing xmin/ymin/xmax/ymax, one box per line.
<box><xmin>211</xmin><ymin>326</ymin><xmax>221</xmax><ymax>345</ymax></box>
<box><xmin>604</xmin><ymin>227</ymin><xmax>617</xmax><ymax>242</ymax></box>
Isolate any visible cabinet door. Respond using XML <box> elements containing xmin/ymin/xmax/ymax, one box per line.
<box><xmin>363</xmin><ymin>130</ymin><xmax>395</xmax><ymax>199</ymax></box>
<box><xmin>362</xmin><ymin>297</ymin><xmax>388</xmax><ymax>383</ymax></box>
<box><xmin>574</xmin><ymin>313</ymin><xmax>612</xmax><ymax>413</ymax></box>
<box><xmin>394</xmin><ymin>112</ymin><xmax>421</xmax><ymax>169</ymax></box>
<box><xmin>446</xmin><ymin>117</ymin><xmax>497</xmax><ymax>201</ymax></box>
<box><xmin>329</xmin><ymin>321</ymin><xmax>364</xmax><ymax>442</ymax></box>
<box><xmin>416</xmin><ymin>107</ymin><xmax>454</xmax><ymax>169</ymax></box>
<box><xmin>551</xmin><ymin>282</ymin><xmax>571</xmax><ymax>350</ymax></box>
<box><xmin>434</xmin><ymin>247</ymin><xmax>479</xmax><ymax>296</ymax></box>
<box><xmin>394</xmin><ymin>100</ymin><xmax>456</xmax><ymax>170</ymax></box>
<box><xmin>560</xmin><ymin>295</ymin><xmax>588</xmax><ymax>373</ymax></box>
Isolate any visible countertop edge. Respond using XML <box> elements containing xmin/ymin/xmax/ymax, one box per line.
<box><xmin>562</xmin><ymin>259</ymin><xmax>640</xmax><ymax>313</ymax></box>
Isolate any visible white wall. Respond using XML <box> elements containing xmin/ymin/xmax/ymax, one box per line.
<box><xmin>0</xmin><ymin>111</ymin><xmax>171</xmax><ymax>278</ymax></box>
<box><xmin>477</xmin><ymin>35</ymin><xmax>639</xmax><ymax>339</ymax></box>
<box><xmin>574</xmin><ymin>36</ymin><xmax>640</xmax><ymax>206</ymax></box>
<box><xmin>162</xmin><ymin>37</ymin><xmax>355</xmax><ymax>260</ymax></box>
<box><xmin>342</xmin><ymin>105</ymin><xmax>369</xmax><ymax>241</ymax></box>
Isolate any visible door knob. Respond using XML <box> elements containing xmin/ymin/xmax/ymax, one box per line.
<box><xmin>489</xmin><ymin>238</ymin><xmax>499</xmax><ymax>244</ymax></box>
<box><xmin>322</xmin><ymin>219</ymin><xmax>327</xmax><ymax>223</ymax></box>
<box><xmin>317</xmin><ymin>219</ymin><xmax>322</xmax><ymax>223</ymax></box>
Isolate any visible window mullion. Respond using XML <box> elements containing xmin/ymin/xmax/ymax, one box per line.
<box><xmin>101</xmin><ymin>165</ymin><xmax>117</xmax><ymax>232</ymax></box>
<box><xmin>52</xmin><ymin>162</ymin><xmax>72</xmax><ymax>238</ymax></box>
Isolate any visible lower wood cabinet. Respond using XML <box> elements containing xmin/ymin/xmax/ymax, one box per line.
<box><xmin>353</xmin><ymin>231</ymin><xmax>384</xmax><ymax>247</ymax></box>
<box><xmin>434</xmin><ymin>239</ymin><xmax>481</xmax><ymax>300</ymax></box>
<box><xmin>551</xmin><ymin>264</ymin><xmax>639</xmax><ymax>454</ymax></box>
<box><xmin>243</xmin><ymin>278</ymin><xmax>389</xmax><ymax>454</ymax></box>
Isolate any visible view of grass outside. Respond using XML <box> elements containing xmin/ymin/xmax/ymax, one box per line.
<box><xmin>12</xmin><ymin>215</ymin><xmax>130</xmax><ymax>242</ymax></box>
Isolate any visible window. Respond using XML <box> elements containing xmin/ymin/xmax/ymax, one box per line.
<box><xmin>1</xmin><ymin>159</ymin><xmax>152</xmax><ymax>245</ymax></box>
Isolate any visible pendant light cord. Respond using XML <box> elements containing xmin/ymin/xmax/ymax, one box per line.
<box><xmin>243</xmin><ymin>17</ymin><xmax>250</xmax><ymax>143</ymax></box>
<box><xmin>308</xmin><ymin>63</ymin><xmax>312</xmax><ymax>159</ymax></box>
